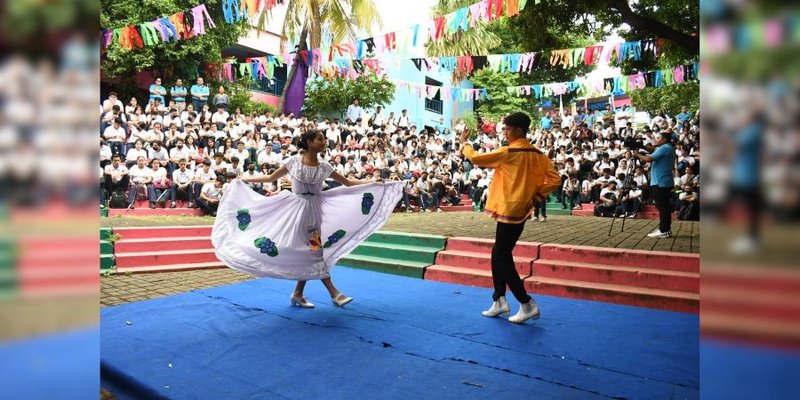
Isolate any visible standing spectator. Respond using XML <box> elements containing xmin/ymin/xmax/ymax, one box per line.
<box><xmin>190</xmin><ymin>77</ymin><xmax>209</xmax><ymax>112</ymax></box>
<box><xmin>346</xmin><ymin>99</ymin><xmax>363</xmax><ymax>123</ymax></box>
<box><xmin>397</xmin><ymin>109</ymin><xmax>410</xmax><ymax>129</ymax></box>
<box><xmin>170</xmin><ymin>78</ymin><xmax>188</xmax><ymax>112</ymax></box>
<box><xmin>632</xmin><ymin>131</ymin><xmax>676</xmax><ymax>238</ymax></box>
<box><xmin>149</xmin><ymin>77</ymin><xmax>166</xmax><ymax>105</ymax></box>
<box><xmin>539</xmin><ymin>111</ymin><xmax>553</xmax><ymax>130</ymax></box>
<box><xmin>212</xmin><ymin>86</ymin><xmax>230</xmax><ymax>112</ymax></box>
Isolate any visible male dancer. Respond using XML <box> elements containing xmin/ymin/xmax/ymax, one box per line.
<box><xmin>460</xmin><ymin>112</ymin><xmax>560</xmax><ymax>323</ymax></box>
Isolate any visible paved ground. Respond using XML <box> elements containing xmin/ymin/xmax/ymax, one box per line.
<box><xmin>99</xmin><ymin>212</ymin><xmax>699</xmax><ymax>308</ymax></box>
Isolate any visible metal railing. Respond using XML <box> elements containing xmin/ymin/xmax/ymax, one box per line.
<box><xmin>425</xmin><ymin>98</ymin><xmax>443</xmax><ymax>114</ymax></box>
<box><xmin>251</xmin><ymin>78</ymin><xmax>286</xmax><ymax>96</ymax></box>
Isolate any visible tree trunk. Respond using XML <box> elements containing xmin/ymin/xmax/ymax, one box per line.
<box><xmin>606</xmin><ymin>0</ymin><xmax>698</xmax><ymax>54</ymax></box>
<box><xmin>277</xmin><ymin>25</ymin><xmax>308</xmax><ymax>113</ymax></box>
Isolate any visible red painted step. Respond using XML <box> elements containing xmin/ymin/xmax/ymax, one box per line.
<box><xmin>112</xmin><ymin>226</ymin><xmax>213</xmax><ymax>239</ymax></box>
<box><xmin>115</xmin><ymin>261</ymin><xmax>227</xmax><ymax>274</ymax></box>
<box><xmin>434</xmin><ymin>250</ymin><xmax>532</xmax><ymax>276</ymax></box>
<box><xmin>108</xmin><ymin>208</ymin><xmax>206</xmax><ymax>217</ymax></box>
<box><xmin>425</xmin><ymin>265</ymin><xmax>525</xmax><ymax>288</ymax></box>
<box><xmin>114</xmin><ymin>236</ymin><xmax>213</xmax><ymax>253</ymax></box>
<box><xmin>538</xmin><ymin>244</ymin><xmax>699</xmax><ymax>273</ymax></box>
<box><xmin>444</xmin><ymin>237</ymin><xmax>540</xmax><ymax>258</ymax></box>
<box><xmin>440</xmin><ymin>205</ymin><xmax>474</xmax><ymax>212</ymax></box>
<box><xmin>114</xmin><ymin>249</ymin><xmax>219</xmax><ymax>268</ymax></box>
<box><xmin>524</xmin><ymin>276</ymin><xmax>699</xmax><ymax>313</ymax></box>
<box><xmin>532</xmin><ymin>259</ymin><xmax>699</xmax><ymax>292</ymax></box>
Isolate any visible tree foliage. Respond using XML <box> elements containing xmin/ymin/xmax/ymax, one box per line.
<box><xmin>629</xmin><ymin>82</ymin><xmax>699</xmax><ymax>115</ymax></box>
<box><xmin>469</xmin><ymin>69</ymin><xmax>531</xmax><ymax>121</ymax></box>
<box><xmin>303</xmin><ymin>73</ymin><xmax>395</xmax><ymax>119</ymax></box>
<box><xmin>425</xmin><ymin>0</ymin><xmax>501</xmax><ymax>58</ymax></box>
<box><xmin>100</xmin><ymin>0</ymin><xmax>248</xmax><ymax>81</ymax></box>
<box><xmin>226</xmin><ymin>77</ymin><xmax>277</xmax><ymax>115</ymax></box>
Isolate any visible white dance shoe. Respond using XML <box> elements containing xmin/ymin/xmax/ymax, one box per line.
<box><xmin>481</xmin><ymin>296</ymin><xmax>510</xmax><ymax>317</ymax></box>
<box><xmin>508</xmin><ymin>300</ymin><xmax>540</xmax><ymax>324</ymax></box>
<box><xmin>290</xmin><ymin>295</ymin><xmax>315</xmax><ymax>308</ymax></box>
<box><xmin>331</xmin><ymin>293</ymin><xmax>353</xmax><ymax>307</ymax></box>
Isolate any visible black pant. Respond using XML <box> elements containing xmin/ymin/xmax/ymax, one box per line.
<box><xmin>653</xmin><ymin>186</ymin><xmax>672</xmax><ymax>233</ymax></box>
<box><xmin>491</xmin><ymin>222</ymin><xmax>531</xmax><ymax>303</ymax></box>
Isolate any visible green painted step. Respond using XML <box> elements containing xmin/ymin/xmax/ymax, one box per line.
<box><xmin>0</xmin><ymin>269</ymin><xmax>18</xmax><ymax>296</ymax></box>
<box><xmin>351</xmin><ymin>242</ymin><xmax>439</xmax><ymax>264</ymax></box>
<box><xmin>100</xmin><ymin>208</ymin><xmax>108</xmax><ymax>217</ymax></box>
<box><xmin>100</xmin><ymin>228</ymin><xmax>112</xmax><ymax>240</ymax></box>
<box><xmin>101</xmin><ymin>240</ymin><xmax>114</xmax><ymax>255</ymax></box>
<box><xmin>366</xmin><ymin>231</ymin><xmax>446</xmax><ymax>249</ymax></box>
<box><xmin>337</xmin><ymin>254</ymin><xmax>429</xmax><ymax>279</ymax></box>
<box><xmin>101</xmin><ymin>254</ymin><xmax>115</xmax><ymax>271</ymax></box>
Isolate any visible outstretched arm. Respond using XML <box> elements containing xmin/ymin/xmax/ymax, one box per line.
<box><xmin>241</xmin><ymin>165</ymin><xmax>288</xmax><ymax>183</ymax></box>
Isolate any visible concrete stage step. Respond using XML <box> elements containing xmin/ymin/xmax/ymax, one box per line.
<box><xmin>365</xmin><ymin>231</ymin><xmax>446</xmax><ymax>249</ymax></box>
<box><xmin>571</xmin><ymin>204</ymin><xmax>678</xmax><ymax>220</ymax></box>
<box><xmin>114</xmin><ymin>236</ymin><xmax>213</xmax><ymax>253</ymax></box>
<box><xmin>434</xmin><ymin>250</ymin><xmax>532</xmax><ymax>276</ymax></box>
<box><xmin>524</xmin><ymin>276</ymin><xmax>698</xmax><ymax>313</ymax></box>
<box><xmin>114</xmin><ymin>249</ymin><xmax>219</xmax><ymax>268</ymax></box>
<box><xmin>444</xmin><ymin>237</ymin><xmax>540</xmax><ymax>258</ymax></box>
<box><xmin>424</xmin><ymin>265</ymin><xmax>524</xmax><ymax>288</ymax></box>
<box><xmin>351</xmin><ymin>242</ymin><xmax>440</xmax><ymax>264</ymax></box>
<box><xmin>115</xmin><ymin>261</ymin><xmax>227</xmax><ymax>274</ymax></box>
<box><xmin>337</xmin><ymin>254</ymin><xmax>430</xmax><ymax>279</ymax></box>
<box><xmin>112</xmin><ymin>226</ymin><xmax>213</xmax><ymax>240</ymax></box>
<box><xmin>701</xmin><ymin>265</ymin><xmax>800</xmax><ymax>347</ymax></box>
<box><xmin>539</xmin><ymin>243</ymin><xmax>699</xmax><ymax>273</ymax></box>
<box><xmin>533</xmin><ymin>259</ymin><xmax>699</xmax><ymax>292</ymax></box>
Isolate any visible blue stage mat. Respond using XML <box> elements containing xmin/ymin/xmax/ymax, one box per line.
<box><xmin>0</xmin><ymin>326</ymin><xmax>99</xmax><ymax>400</ymax></box>
<box><xmin>101</xmin><ymin>267</ymin><xmax>698</xmax><ymax>400</ymax></box>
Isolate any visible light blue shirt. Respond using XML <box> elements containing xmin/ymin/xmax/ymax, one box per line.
<box><xmin>650</xmin><ymin>143</ymin><xmax>676</xmax><ymax>188</ymax></box>
<box><xmin>149</xmin><ymin>84</ymin><xmax>165</xmax><ymax>103</ymax></box>
<box><xmin>171</xmin><ymin>86</ymin><xmax>187</xmax><ymax>102</ymax></box>
<box><xmin>540</xmin><ymin>116</ymin><xmax>552</xmax><ymax>129</ymax></box>
<box><xmin>347</xmin><ymin>104</ymin><xmax>363</xmax><ymax>122</ymax></box>
<box><xmin>190</xmin><ymin>84</ymin><xmax>209</xmax><ymax>101</ymax></box>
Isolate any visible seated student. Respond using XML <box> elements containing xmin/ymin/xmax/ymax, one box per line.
<box><xmin>677</xmin><ymin>184</ymin><xmax>699</xmax><ymax>221</ymax></box>
<box><xmin>595</xmin><ymin>181</ymin><xmax>619</xmax><ymax>217</ymax></box>
<box><xmin>197</xmin><ymin>176</ymin><xmax>225</xmax><ymax>217</ymax></box>
<box><xmin>621</xmin><ymin>181</ymin><xmax>643</xmax><ymax>217</ymax></box>
<box><xmin>170</xmin><ymin>158</ymin><xmax>194</xmax><ymax>208</ymax></box>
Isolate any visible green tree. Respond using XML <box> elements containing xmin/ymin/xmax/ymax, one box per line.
<box><xmin>629</xmin><ymin>82</ymin><xmax>699</xmax><ymax>115</ymax></box>
<box><xmin>276</xmin><ymin>0</ymin><xmax>383</xmax><ymax>112</ymax></box>
<box><xmin>469</xmin><ymin>69</ymin><xmax>531</xmax><ymax>121</ymax></box>
<box><xmin>303</xmin><ymin>72</ymin><xmax>395</xmax><ymax>120</ymax></box>
<box><xmin>225</xmin><ymin>77</ymin><xmax>277</xmax><ymax>115</ymax></box>
<box><xmin>425</xmin><ymin>0</ymin><xmax>502</xmax><ymax>58</ymax></box>
<box><xmin>100</xmin><ymin>0</ymin><xmax>248</xmax><ymax>83</ymax></box>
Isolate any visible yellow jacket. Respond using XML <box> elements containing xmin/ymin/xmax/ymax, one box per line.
<box><xmin>462</xmin><ymin>138</ymin><xmax>561</xmax><ymax>224</ymax></box>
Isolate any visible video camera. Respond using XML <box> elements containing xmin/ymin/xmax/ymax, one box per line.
<box><xmin>623</xmin><ymin>136</ymin><xmax>644</xmax><ymax>150</ymax></box>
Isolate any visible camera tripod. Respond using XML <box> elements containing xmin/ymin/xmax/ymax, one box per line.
<box><xmin>608</xmin><ymin>156</ymin><xmax>638</xmax><ymax>236</ymax></box>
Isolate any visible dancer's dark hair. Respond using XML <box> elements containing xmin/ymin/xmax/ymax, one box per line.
<box><xmin>298</xmin><ymin>129</ymin><xmax>323</xmax><ymax>151</ymax></box>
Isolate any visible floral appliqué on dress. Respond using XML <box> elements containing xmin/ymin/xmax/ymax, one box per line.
<box><xmin>254</xmin><ymin>236</ymin><xmax>279</xmax><ymax>257</ymax></box>
<box><xmin>323</xmin><ymin>230</ymin><xmax>346</xmax><ymax>248</ymax></box>
<box><xmin>237</xmin><ymin>209</ymin><xmax>251</xmax><ymax>231</ymax></box>
<box><xmin>361</xmin><ymin>193</ymin><xmax>374</xmax><ymax>215</ymax></box>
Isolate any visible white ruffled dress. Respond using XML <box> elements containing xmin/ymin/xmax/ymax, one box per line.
<box><xmin>212</xmin><ymin>155</ymin><xmax>405</xmax><ymax>280</ymax></box>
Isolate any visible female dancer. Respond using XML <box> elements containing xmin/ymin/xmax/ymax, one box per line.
<box><xmin>212</xmin><ymin>130</ymin><xmax>404</xmax><ymax>308</ymax></box>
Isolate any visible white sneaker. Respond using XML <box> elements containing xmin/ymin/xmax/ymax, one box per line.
<box><xmin>508</xmin><ymin>300</ymin><xmax>540</xmax><ymax>324</ymax></box>
<box><xmin>481</xmin><ymin>296</ymin><xmax>510</xmax><ymax>317</ymax></box>
<box><xmin>729</xmin><ymin>236</ymin><xmax>758</xmax><ymax>255</ymax></box>
<box><xmin>647</xmin><ymin>229</ymin><xmax>671</xmax><ymax>238</ymax></box>
<box><xmin>538</xmin><ymin>216</ymin><xmax>547</xmax><ymax>222</ymax></box>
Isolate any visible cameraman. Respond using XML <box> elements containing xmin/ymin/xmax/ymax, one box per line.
<box><xmin>631</xmin><ymin>131</ymin><xmax>676</xmax><ymax>238</ymax></box>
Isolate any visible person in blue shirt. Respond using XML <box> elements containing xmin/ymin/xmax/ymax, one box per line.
<box><xmin>676</xmin><ymin>106</ymin><xmax>693</xmax><ymax>124</ymax></box>
<box><xmin>584</xmin><ymin>109</ymin><xmax>596</xmax><ymax>128</ymax></box>
<box><xmin>149</xmin><ymin>78</ymin><xmax>166</xmax><ymax>105</ymax></box>
<box><xmin>190</xmin><ymin>77</ymin><xmax>209</xmax><ymax>112</ymax></box>
<box><xmin>170</xmin><ymin>78</ymin><xmax>188</xmax><ymax>112</ymax></box>
<box><xmin>632</xmin><ymin>131</ymin><xmax>676</xmax><ymax>238</ymax></box>
<box><xmin>539</xmin><ymin>111</ymin><xmax>553</xmax><ymax>130</ymax></box>
<box><xmin>346</xmin><ymin>98</ymin><xmax>363</xmax><ymax>123</ymax></box>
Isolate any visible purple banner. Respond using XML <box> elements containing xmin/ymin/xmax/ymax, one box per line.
<box><xmin>284</xmin><ymin>59</ymin><xmax>308</xmax><ymax>115</ymax></box>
